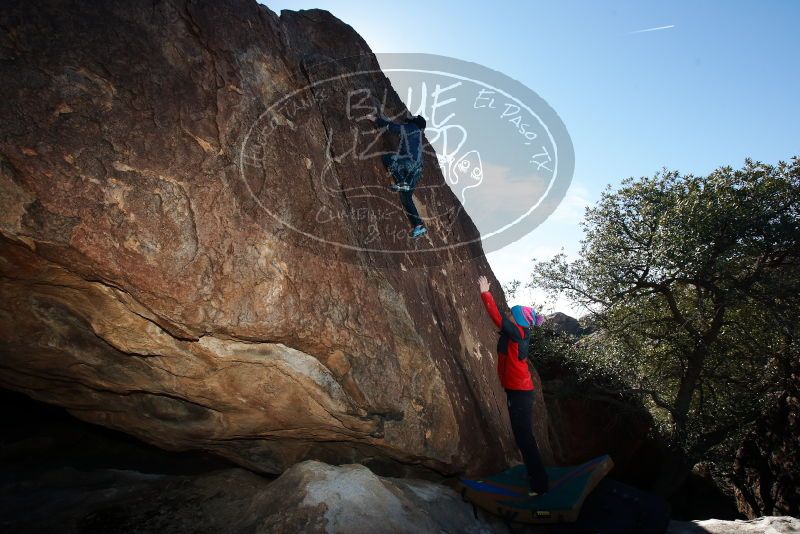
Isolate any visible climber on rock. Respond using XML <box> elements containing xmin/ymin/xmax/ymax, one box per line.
<box><xmin>367</xmin><ymin>111</ymin><xmax>428</xmax><ymax>239</ymax></box>
<box><xmin>477</xmin><ymin>275</ymin><xmax>550</xmax><ymax>497</ymax></box>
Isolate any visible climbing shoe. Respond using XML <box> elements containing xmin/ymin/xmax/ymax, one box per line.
<box><xmin>390</xmin><ymin>182</ymin><xmax>411</xmax><ymax>192</ymax></box>
<box><xmin>410</xmin><ymin>225</ymin><xmax>427</xmax><ymax>239</ymax></box>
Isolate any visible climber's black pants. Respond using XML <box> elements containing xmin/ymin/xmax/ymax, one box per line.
<box><xmin>506</xmin><ymin>388</ymin><xmax>549</xmax><ymax>493</ymax></box>
<box><xmin>399</xmin><ymin>190</ymin><xmax>423</xmax><ymax>227</ymax></box>
<box><xmin>382</xmin><ymin>154</ymin><xmax>423</xmax><ymax>228</ymax></box>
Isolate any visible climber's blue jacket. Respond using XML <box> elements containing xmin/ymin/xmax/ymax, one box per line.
<box><xmin>375</xmin><ymin>116</ymin><xmax>423</xmax><ymax>163</ymax></box>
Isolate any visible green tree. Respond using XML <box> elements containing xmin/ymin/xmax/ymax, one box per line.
<box><xmin>532</xmin><ymin>158</ymin><xmax>800</xmax><ymax>494</ymax></box>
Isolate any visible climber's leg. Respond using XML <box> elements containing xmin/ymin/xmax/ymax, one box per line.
<box><xmin>506</xmin><ymin>389</ymin><xmax>549</xmax><ymax>494</ymax></box>
<box><xmin>403</xmin><ymin>161</ymin><xmax>426</xmax><ymax>237</ymax></box>
<box><xmin>406</xmin><ymin>159</ymin><xmax>422</xmax><ymax>189</ymax></box>
<box><xmin>399</xmin><ymin>190</ymin><xmax>423</xmax><ymax>228</ymax></box>
<box><xmin>382</xmin><ymin>154</ymin><xmax>408</xmax><ymax>187</ymax></box>
<box><xmin>384</xmin><ymin>155</ymin><xmax>424</xmax><ymax>234</ymax></box>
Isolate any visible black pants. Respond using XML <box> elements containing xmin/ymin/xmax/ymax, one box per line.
<box><xmin>506</xmin><ymin>388</ymin><xmax>549</xmax><ymax>493</ymax></box>
<box><xmin>399</xmin><ymin>190</ymin><xmax>422</xmax><ymax>227</ymax></box>
<box><xmin>382</xmin><ymin>154</ymin><xmax>423</xmax><ymax>227</ymax></box>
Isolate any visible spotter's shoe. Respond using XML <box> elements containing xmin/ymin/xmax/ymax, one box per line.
<box><xmin>410</xmin><ymin>225</ymin><xmax>427</xmax><ymax>239</ymax></box>
<box><xmin>527</xmin><ymin>482</ymin><xmax>549</xmax><ymax>497</ymax></box>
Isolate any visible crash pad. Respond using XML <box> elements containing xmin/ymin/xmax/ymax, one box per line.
<box><xmin>456</xmin><ymin>454</ymin><xmax>614</xmax><ymax>524</ymax></box>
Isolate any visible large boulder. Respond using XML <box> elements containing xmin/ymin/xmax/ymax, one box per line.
<box><xmin>544</xmin><ymin>313</ymin><xmax>585</xmax><ymax>337</ymax></box>
<box><xmin>0</xmin><ymin>0</ymin><xmax>554</xmax><ymax>476</ymax></box>
<box><xmin>534</xmin><ymin>346</ymin><xmax>663</xmax><ymax>489</ymax></box>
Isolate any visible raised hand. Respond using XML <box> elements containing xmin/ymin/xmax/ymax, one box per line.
<box><xmin>478</xmin><ymin>275</ymin><xmax>490</xmax><ymax>293</ymax></box>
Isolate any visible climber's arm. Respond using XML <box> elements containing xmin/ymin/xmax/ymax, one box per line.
<box><xmin>478</xmin><ymin>276</ymin><xmax>502</xmax><ymax>328</ymax></box>
<box><xmin>480</xmin><ymin>291</ymin><xmax>503</xmax><ymax>328</ymax></box>
<box><xmin>479</xmin><ymin>276</ymin><xmax>525</xmax><ymax>339</ymax></box>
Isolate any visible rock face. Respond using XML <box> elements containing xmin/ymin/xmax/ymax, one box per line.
<box><xmin>544</xmin><ymin>313</ymin><xmax>584</xmax><ymax>337</ymax></box>
<box><xmin>534</xmin><ymin>349</ymin><xmax>662</xmax><ymax>488</ymax></box>
<box><xmin>731</xmin><ymin>371</ymin><xmax>799</xmax><ymax>518</ymax></box>
<box><xmin>0</xmin><ymin>0</ymin><xmax>554</xmax><ymax>476</ymax></box>
<box><xmin>543</xmin><ymin>312</ymin><xmax>594</xmax><ymax>337</ymax></box>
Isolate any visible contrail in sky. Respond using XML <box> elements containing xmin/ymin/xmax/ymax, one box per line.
<box><xmin>628</xmin><ymin>24</ymin><xmax>675</xmax><ymax>34</ymax></box>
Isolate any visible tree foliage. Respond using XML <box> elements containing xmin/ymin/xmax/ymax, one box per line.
<box><xmin>532</xmin><ymin>158</ymin><xmax>800</xmax><ymax>488</ymax></box>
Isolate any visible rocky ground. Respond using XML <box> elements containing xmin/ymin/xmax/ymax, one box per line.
<box><xmin>668</xmin><ymin>517</ymin><xmax>800</xmax><ymax>534</ymax></box>
<box><xmin>2</xmin><ymin>390</ymin><xmax>796</xmax><ymax>534</ymax></box>
<box><xmin>2</xmin><ymin>462</ymin><xmax>512</xmax><ymax>534</ymax></box>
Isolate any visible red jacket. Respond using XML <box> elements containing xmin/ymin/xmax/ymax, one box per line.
<box><xmin>481</xmin><ymin>291</ymin><xmax>534</xmax><ymax>391</ymax></box>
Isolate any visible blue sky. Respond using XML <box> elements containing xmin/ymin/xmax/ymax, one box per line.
<box><xmin>265</xmin><ymin>0</ymin><xmax>799</xmax><ymax>315</ymax></box>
